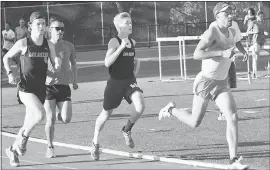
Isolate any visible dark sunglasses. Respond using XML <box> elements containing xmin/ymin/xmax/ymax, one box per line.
<box><xmin>52</xmin><ymin>27</ymin><xmax>65</xmax><ymax>31</ymax></box>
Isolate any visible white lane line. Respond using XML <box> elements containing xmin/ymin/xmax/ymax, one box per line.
<box><xmin>2</xmin><ymin>131</ymin><xmax>230</xmax><ymax>169</ymax></box>
<box><xmin>242</xmin><ymin>110</ymin><xmax>258</xmax><ymax>114</ymax></box>
<box><xmin>255</xmin><ymin>99</ymin><xmax>267</xmax><ymax>102</ymax></box>
<box><xmin>1</xmin><ymin>156</ymin><xmax>77</xmax><ymax>169</ymax></box>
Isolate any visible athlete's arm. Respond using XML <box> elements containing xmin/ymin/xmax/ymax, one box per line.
<box><xmin>69</xmin><ymin>43</ymin><xmax>78</xmax><ymax>89</ymax></box>
<box><xmin>48</xmin><ymin>40</ymin><xmax>62</xmax><ymax>71</ymax></box>
<box><xmin>193</xmin><ymin>28</ymin><xmax>223</xmax><ymax>60</ymax></box>
<box><xmin>132</xmin><ymin>39</ymin><xmax>140</xmax><ymax>76</ymax></box>
<box><xmin>104</xmin><ymin>37</ymin><xmax>128</xmax><ymax>67</ymax></box>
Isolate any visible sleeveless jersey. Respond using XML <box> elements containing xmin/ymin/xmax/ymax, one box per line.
<box><xmin>200</xmin><ymin>22</ymin><xmax>236</xmax><ymax>80</ymax></box>
<box><xmin>109</xmin><ymin>37</ymin><xmax>135</xmax><ymax>80</ymax></box>
<box><xmin>18</xmin><ymin>37</ymin><xmax>50</xmax><ymax>93</ymax></box>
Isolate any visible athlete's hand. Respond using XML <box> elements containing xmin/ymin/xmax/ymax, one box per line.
<box><xmin>120</xmin><ymin>38</ymin><xmax>131</xmax><ymax>49</ymax></box>
<box><xmin>73</xmin><ymin>83</ymin><xmax>78</xmax><ymax>90</ymax></box>
<box><xmin>8</xmin><ymin>73</ymin><xmax>17</xmax><ymax>85</ymax></box>
<box><xmin>222</xmin><ymin>47</ymin><xmax>235</xmax><ymax>59</ymax></box>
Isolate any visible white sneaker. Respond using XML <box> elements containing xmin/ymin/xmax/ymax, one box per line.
<box><xmin>5</xmin><ymin>146</ymin><xmax>20</xmax><ymax>167</ymax></box>
<box><xmin>229</xmin><ymin>156</ymin><xmax>249</xmax><ymax>170</ymax></box>
<box><xmin>46</xmin><ymin>146</ymin><xmax>56</xmax><ymax>158</ymax></box>
<box><xmin>159</xmin><ymin>102</ymin><xmax>176</xmax><ymax>120</ymax></box>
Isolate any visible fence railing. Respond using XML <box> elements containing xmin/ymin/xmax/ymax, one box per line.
<box><xmin>1</xmin><ymin>1</ymin><xmax>269</xmax><ymax>51</ymax></box>
<box><xmin>74</xmin><ymin>18</ymin><xmax>270</xmax><ymax>50</ymax></box>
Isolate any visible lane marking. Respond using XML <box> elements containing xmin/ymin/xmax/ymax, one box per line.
<box><xmin>242</xmin><ymin>110</ymin><xmax>258</xmax><ymax>114</ymax></box>
<box><xmin>2</xmin><ymin>131</ymin><xmax>230</xmax><ymax>169</ymax></box>
<box><xmin>1</xmin><ymin>156</ymin><xmax>77</xmax><ymax>169</ymax></box>
<box><xmin>255</xmin><ymin>99</ymin><xmax>267</xmax><ymax>102</ymax></box>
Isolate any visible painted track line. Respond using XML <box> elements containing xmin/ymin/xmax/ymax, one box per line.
<box><xmin>1</xmin><ymin>156</ymin><xmax>77</xmax><ymax>169</ymax></box>
<box><xmin>2</xmin><ymin>131</ymin><xmax>231</xmax><ymax>169</ymax></box>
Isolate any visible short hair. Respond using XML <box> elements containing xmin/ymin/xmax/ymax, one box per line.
<box><xmin>113</xmin><ymin>12</ymin><xmax>131</xmax><ymax>32</ymax></box>
<box><xmin>49</xmin><ymin>17</ymin><xmax>63</xmax><ymax>27</ymax></box>
<box><xmin>248</xmin><ymin>8</ymin><xmax>256</xmax><ymax>16</ymax></box>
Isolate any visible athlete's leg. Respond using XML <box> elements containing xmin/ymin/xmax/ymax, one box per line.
<box><xmin>160</xmin><ymin>94</ymin><xmax>209</xmax><ymax>128</ymax></box>
<box><xmin>56</xmin><ymin>101</ymin><xmax>72</xmax><ymax>123</ymax></box>
<box><xmin>12</xmin><ymin>91</ymin><xmax>45</xmax><ymax>156</ymax></box>
<box><xmin>215</xmin><ymin>88</ymin><xmax>238</xmax><ymax>159</ymax></box>
<box><xmin>121</xmin><ymin>90</ymin><xmax>145</xmax><ymax>148</ymax></box>
<box><xmin>56</xmin><ymin>85</ymin><xmax>72</xmax><ymax>123</ymax></box>
<box><xmin>44</xmin><ymin>99</ymin><xmax>57</xmax><ymax>148</ymax></box>
<box><xmin>91</xmin><ymin>108</ymin><xmax>113</xmax><ymax>160</ymax></box>
<box><xmin>44</xmin><ymin>99</ymin><xmax>57</xmax><ymax>158</ymax></box>
<box><xmin>252</xmin><ymin>43</ymin><xmax>260</xmax><ymax>78</ymax></box>
<box><xmin>93</xmin><ymin>109</ymin><xmax>113</xmax><ymax>145</ymax></box>
<box><xmin>124</xmin><ymin>91</ymin><xmax>145</xmax><ymax>132</ymax></box>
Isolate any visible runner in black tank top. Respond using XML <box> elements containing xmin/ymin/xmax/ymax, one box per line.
<box><xmin>18</xmin><ymin>36</ymin><xmax>49</xmax><ymax>103</ymax></box>
<box><xmin>3</xmin><ymin>11</ymin><xmax>61</xmax><ymax>167</ymax></box>
<box><xmin>109</xmin><ymin>36</ymin><xmax>135</xmax><ymax>80</ymax></box>
<box><xmin>90</xmin><ymin>12</ymin><xmax>145</xmax><ymax>161</ymax></box>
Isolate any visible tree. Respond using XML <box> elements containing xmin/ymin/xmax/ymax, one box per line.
<box><xmin>114</xmin><ymin>2</ymin><xmax>136</xmax><ymax>14</ymax></box>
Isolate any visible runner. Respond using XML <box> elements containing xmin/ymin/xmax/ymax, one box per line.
<box><xmin>3</xmin><ymin>11</ymin><xmax>62</xmax><ymax>167</ymax></box>
<box><xmin>211</xmin><ymin>8</ymin><xmax>248</xmax><ymax>120</ymax></box>
<box><xmin>90</xmin><ymin>12</ymin><xmax>145</xmax><ymax>161</ymax></box>
<box><xmin>247</xmin><ymin>11</ymin><xmax>269</xmax><ymax>78</ymax></box>
<box><xmin>159</xmin><ymin>3</ymin><xmax>249</xmax><ymax>169</ymax></box>
<box><xmin>44</xmin><ymin>18</ymin><xmax>78</xmax><ymax>158</ymax></box>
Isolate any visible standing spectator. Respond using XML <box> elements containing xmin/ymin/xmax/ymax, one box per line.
<box><xmin>1</xmin><ymin>22</ymin><xmax>15</xmax><ymax>74</ymax></box>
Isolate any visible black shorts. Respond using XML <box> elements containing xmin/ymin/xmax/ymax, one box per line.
<box><xmin>46</xmin><ymin>84</ymin><xmax>71</xmax><ymax>102</ymax></box>
<box><xmin>103</xmin><ymin>78</ymin><xmax>143</xmax><ymax>110</ymax></box>
<box><xmin>17</xmin><ymin>85</ymin><xmax>46</xmax><ymax>105</ymax></box>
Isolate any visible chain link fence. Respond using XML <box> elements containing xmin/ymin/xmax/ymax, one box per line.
<box><xmin>1</xmin><ymin>2</ymin><xmax>270</xmax><ymax>51</ymax></box>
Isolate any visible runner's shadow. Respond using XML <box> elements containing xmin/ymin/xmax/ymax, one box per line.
<box><xmin>19</xmin><ymin>157</ymin><xmax>133</xmax><ymax>167</ymax></box>
<box><xmin>180</xmin><ymin>150</ymin><xmax>270</xmax><ymax>160</ymax></box>
<box><xmin>232</xmin><ymin>88</ymin><xmax>269</xmax><ymax>93</ymax></box>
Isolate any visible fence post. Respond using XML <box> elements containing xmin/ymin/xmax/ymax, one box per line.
<box><xmin>147</xmin><ymin>25</ymin><xmax>150</xmax><ymax>48</ymax></box>
<box><xmin>109</xmin><ymin>26</ymin><xmax>112</xmax><ymax>39</ymax></box>
<box><xmin>184</xmin><ymin>23</ymin><xmax>188</xmax><ymax>36</ymax></box>
<box><xmin>4</xmin><ymin>7</ymin><xmax>6</xmax><ymax>24</ymax></box>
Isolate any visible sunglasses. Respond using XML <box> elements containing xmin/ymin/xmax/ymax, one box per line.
<box><xmin>52</xmin><ymin>27</ymin><xmax>65</xmax><ymax>32</ymax></box>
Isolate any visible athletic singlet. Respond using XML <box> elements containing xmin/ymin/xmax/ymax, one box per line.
<box><xmin>200</xmin><ymin>23</ymin><xmax>236</xmax><ymax>80</ymax></box>
<box><xmin>46</xmin><ymin>40</ymin><xmax>74</xmax><ymax>85</ymax></box>
<box><xmin>109</xmin><ymin>36</ymin><xmax>135</xmax><ymax>80</ymax></box>
<box><xmin>18</xmin><ymin>37</ymin><xmax>49</xmax><ymax>93</ymax></box>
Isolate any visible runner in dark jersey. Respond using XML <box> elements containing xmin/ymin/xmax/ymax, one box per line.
<box><xmin>90</xmin><ymin>12</ymin><xmax>145</xmax><ymax>161</ymax></box>
<box><xmin>3</xmin><ymin>11</ymin><xmax>61</xmax><ymax>167</ymax></box>
<box><xmin>44</xmin><ymin>19</ymin><xmax>78</xmax><ymax>158</ymax></box>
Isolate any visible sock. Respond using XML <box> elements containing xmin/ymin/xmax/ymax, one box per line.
<box><xmin>123</xmin><ymin>120</ymin><xmax>135</xmax><ymax>132</ymax></box>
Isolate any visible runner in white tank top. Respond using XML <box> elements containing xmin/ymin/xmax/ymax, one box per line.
<box><xmin>159</xmin><ymin>3</ymin><xmax>249</xmax><ymax>170</ymax></box>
